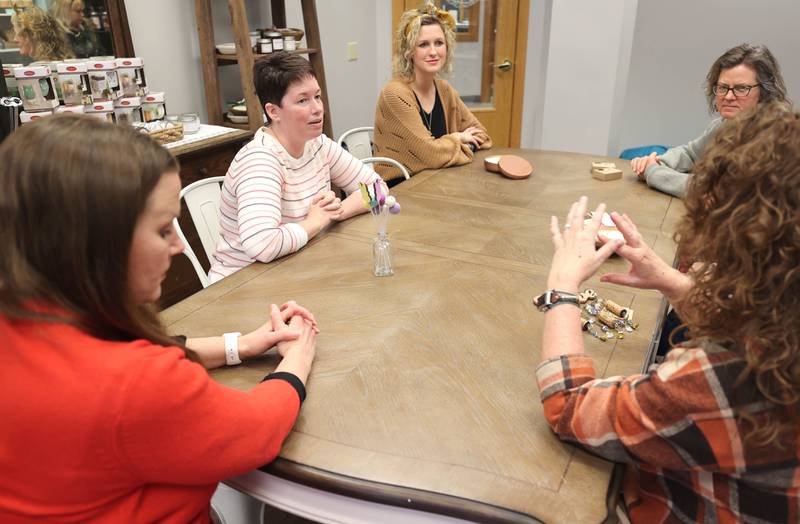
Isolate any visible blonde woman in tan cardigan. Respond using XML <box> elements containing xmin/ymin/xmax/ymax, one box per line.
<box><xmin>373</xmin><ymin>3</ymin><xmax>492</xmax><ymax>184</ymax></box>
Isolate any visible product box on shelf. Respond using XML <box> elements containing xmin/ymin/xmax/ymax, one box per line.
<box><xmin>56</xmin><ymin>62</ymin><xmax>92</xmax><ymax>106</ymax></box>
<box><xmin>116</xmin><ymin>57</ymin><xmax>148</xmax><ymax>97</ymax></box>
<box><xmin>19</xmin><ymin>109</ymin><xmax>54</xmax><ymax>124</ymax></box>
<box><xmin>87</xmin><ymin>59</ymin><xmax>120</xmax><ymax>102</ymax></box>
<box><xmin>13</xmin><ymin>65</ymin><xmax>60</xmax><ymax>112</ymax></box>
<box><xmin>55</xmin><ymin>105</ymin><xmax>86</xmax><ymax>114</ymax></box>
<box><xmin>3</xmin><ymin>63</ymin><xmax>23</xmax><ymax>98</ymax></box>
<box><xmin>114</xmin><ymin>96</ymin><xmax>143</xmax><ymax>125</ymax></box>
<box><xmin>85</xmin><ymin>100</ymin><xmax>116</xmax><ymax>123</ymax></box>
<box><xmin>141</xmin><ymin>91</ymin><xmax>166</xmax><ymax>122</ymax></box>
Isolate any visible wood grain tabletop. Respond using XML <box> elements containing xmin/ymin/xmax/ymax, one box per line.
<box><xmin>161</xmin><ymin>148</ymin><xmax>682</xmax><ymax>523</ymax></box>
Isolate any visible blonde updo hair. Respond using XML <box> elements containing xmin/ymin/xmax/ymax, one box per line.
<box><xmin>392</xmin><ymin>2</ymin><xmax>456</xmax><ymax>80</ymax></box>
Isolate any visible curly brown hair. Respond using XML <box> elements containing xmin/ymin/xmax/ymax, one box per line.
<box><xmin>12</xmin><ymin>5</ymin><xmax>74</xmax><ymax>61</ymax></box>
<box><xmin>675</xmin><ymin>102</ymin><xmax>800</xmax><ymax>447</ymax></box>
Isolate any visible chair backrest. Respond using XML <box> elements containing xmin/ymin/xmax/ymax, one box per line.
<box><xmin>337</xmin><ymin>126</ymin><xmax>374</xmax><ymax>160</ymax></box>
<box><xmin>173</xmin><ymin>176</ymin><xmax>224</xmax><ymax>288</ymax></box>
<box><xmin>619</xmin><ymin>145</ymin><xmax>669</xmax><ymax>160</ymax></box>
<box><xmin>180</xmin><ymin>176</ymin><xmax>224</xmax><ymax>263</ymax></box>
<box><xmin>173</xmin><ymin>217</ymin><xmax>210</xmax><ymax>288</ymax></box>
<box><xmin>360</xmin><ymin>156</ymin><xmax>411</xmax><ymax>181</ymax></box>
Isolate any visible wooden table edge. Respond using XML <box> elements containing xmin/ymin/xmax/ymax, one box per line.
<box><xmin>169</xmin><ymin>128</ymin><xmax>253</xmax><ymax>157</ymax></box>
<box><xmin>260</xmin><ymin>458</ymin><xmax>546</xmax><ymax>524</ymax></box>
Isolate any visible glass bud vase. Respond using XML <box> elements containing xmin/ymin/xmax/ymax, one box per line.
<box><xmin>373</xmin><ymin>233</ymin><xmax>394</xmax><ymax>277</ymax></box>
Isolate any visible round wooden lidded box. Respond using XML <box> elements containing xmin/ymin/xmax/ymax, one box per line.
<box><xmin>484</xmin><ymin>155</ymin><xmax>533</xmax><ymax>179</ymax></box>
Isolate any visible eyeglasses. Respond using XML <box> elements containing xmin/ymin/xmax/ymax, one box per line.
<box><xmin>712</xmin><ymin>84</ymin><xmax>760</xmax><ymax>97</ymax></box>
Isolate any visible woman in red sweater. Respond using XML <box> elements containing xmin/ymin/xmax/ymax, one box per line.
<box><xmin>0</xmin><ymin>115</ymin><xmax>317</xmax><ymax>523</ymax></box>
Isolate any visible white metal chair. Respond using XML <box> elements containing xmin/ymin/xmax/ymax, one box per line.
<box><xmin>173</xmin><ymin>176</ymin><xmax>225</xmax><ymax>288</ymax></box>
<box><xmin>338</xmin><ymin>126</ymin><xmax>411</xmax><ymax>181</ymax></box>
<box><xmin>360</xmin><ymin>156</ymin><xmax>410</xmax><ymax>181</ymax></box>
<box><xmin>337</xmin><ymin>126</ymin><xmax>374</xmax><ymax>160</ymax></box>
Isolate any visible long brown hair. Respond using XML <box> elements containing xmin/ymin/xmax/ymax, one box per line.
<box><xmin>675</xmin><ymin>102</ymin><xmax>800</xmax><ymax>446</ymax></box>
<box><xmin>0</xmin><ymin>115</ymin><xmax>182</xmax><ymax>350</ymax></box>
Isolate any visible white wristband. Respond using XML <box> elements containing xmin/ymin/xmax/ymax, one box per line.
<box><xmin>223</xmin><ymin>332</ymin><xmax>242</xmax><ymax>366</ymax></box>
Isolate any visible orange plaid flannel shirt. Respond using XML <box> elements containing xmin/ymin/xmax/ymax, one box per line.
<box><xmin>536</xmin><ymin>342</ymin><xmax>800</xmax><ymax>523</ymax></box>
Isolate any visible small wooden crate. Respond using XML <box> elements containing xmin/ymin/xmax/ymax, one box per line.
<box><xmin>146</xmin><ymin>122</ymin><xmax>184</xmax><ymax>145</ymax></box>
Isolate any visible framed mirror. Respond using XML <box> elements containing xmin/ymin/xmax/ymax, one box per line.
<box><xmin>0</xmin><ymin>0</ymin><xmax>133</xmax><ymax>65</ymax></box>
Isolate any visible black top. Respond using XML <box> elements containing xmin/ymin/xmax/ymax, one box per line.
<box><xmin>414</xmin><ymin>86</ymin><xmax>447</xmax><ymax>139</ymax></box>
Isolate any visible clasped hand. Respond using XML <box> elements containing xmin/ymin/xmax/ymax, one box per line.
<box><xmin>239</xmin><ymin>301</ymin><xmax>319</xmax><ymax>359</ymax></box>
<box><xmin>307</xmin><ymin>190</ymin><xmax>343</xmax><ymax>224</ymax></box>
<box><xmin>458</xmin><ymin>126</ymin><xmax>486</xmax><ymax>148</ymax></box>
<box><xmin>630</xmin><ymin>152</ymin><xmax>660</xmax><ymax>180</ymax></box>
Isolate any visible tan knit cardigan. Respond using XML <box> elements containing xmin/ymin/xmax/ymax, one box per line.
<box><xmin>372</xmin><ymin>78</ymin><xmax>492</xmax><ymax>182</ymax></box>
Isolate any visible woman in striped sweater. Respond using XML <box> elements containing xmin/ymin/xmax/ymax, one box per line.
<box><xmin>209</xmin><ymin>52</ymin><xmax>383</xmax><ymax>282</ymax></box>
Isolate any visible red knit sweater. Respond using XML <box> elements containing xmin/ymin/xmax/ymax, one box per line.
<box><xmin>0</xmin><ymin>316</ymin><xmax>301</xmax><ymax>523</ymax></box>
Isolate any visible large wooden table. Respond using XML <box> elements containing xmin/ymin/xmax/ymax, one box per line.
<box><xmin>161</xmin><ymin>148</ymin><xmax>683</xmax><ymax>523</ymax></box>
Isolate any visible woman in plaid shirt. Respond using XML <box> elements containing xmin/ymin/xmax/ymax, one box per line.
<box><xmin>536</xmin><ymin>102</ymin><xmax>799</xmax><ymax>523</ymax></box>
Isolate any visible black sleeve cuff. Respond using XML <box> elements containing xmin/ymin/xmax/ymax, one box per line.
<box><xmin>262</xmin><ymin>372</ymin><xmax>306</xmax><ymax>404</ymax></box>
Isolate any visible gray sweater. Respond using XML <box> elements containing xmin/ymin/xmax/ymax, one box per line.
<box><xmin>644</xmin><ymin>118</ymin><xmax>724</xmax><ymax>198</ymax></box>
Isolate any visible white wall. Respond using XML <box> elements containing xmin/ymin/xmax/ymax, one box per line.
<box><xmin>616</xmin><ymin>0</ymin><xmax>800</xmax><ymax>154</ymax></box>
<box><xmin>533</xmin><ymin>0</ymin><xmax>636</xmax><ymax>155</ymax></box>
<box><xmin>284</xmin><ymin>0</ymin><xmax>380</xmax><ymax>140</ymax></box>
<box><xmin>126</xmin><ymin>1</ymin><xmax>205</xmax><ymax>119</ymax></box>
<box><xmin>125</xmin><ymin>1</ymin><xmax>799</xmax><ymax>156</ymax></box>
<box><xmin>519</xmin><ymin>0</ymin><xmax>551</xmax><ymax>150</ymax></box>
<box><xmin>127</xmin><ymin>0</ymin><xmax>271</xmax><ymax>122</ymax></box>
<box><xmin>375</xmin><ymin>2</ymin><xmax>393</xmax><ymax>94</ymax></box>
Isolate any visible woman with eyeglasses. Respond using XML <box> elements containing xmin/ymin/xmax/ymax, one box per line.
<box><xmin>630</xmin><ymin>43</ymin><xmax>789</xmax><ymax>198</ymax></box>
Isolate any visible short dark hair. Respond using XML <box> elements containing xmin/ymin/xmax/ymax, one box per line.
<box><xmin>705</xmin><ymin>44</ymin><xmax>789</xmax><ymax>113</ymax></box>
<box><xmin>0</xmin><ymin>115</ymin><xmax>182</xmax><ymax>349</ymax></box>
<box><xmin>253</xmin><ymin>51</ymin><xmax>316</xmax><ymax>123</ymax></box>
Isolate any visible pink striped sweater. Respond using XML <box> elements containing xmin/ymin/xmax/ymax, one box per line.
<box><xmin>208</xmin><ymin>129</ymin><xmax>379</xmax><ymax>282</ymax></box>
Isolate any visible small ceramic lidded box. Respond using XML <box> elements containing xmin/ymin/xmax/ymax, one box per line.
<box><xmin>85</xmin><ymin>100</ymin><xmax>116</xmax><ymax>123</ymax></box>
<box><xmin>114</xmin><ymin>96</ymin><xmax>143</xmax><ymax>125</ymax></box>
<box><xmin>56</xmin><ymin>62</ymin><xmax>92</xmax><ymax>106</ymax></box>
<box><xmin>87</xmin><ymin>59</ymin><xmax>120</xmax><ymax>102</ymax></box>
<box><xmin>115</xmin><ymin>57</ymin><xmax>148</xmax><ymax>97</ymax></box>
<box><xmin>13</xmin><ymin>66</ymin><xmax>60</xmax><ymax>112</ymax></box>
<box><xmin>141</xmin><ymin>92</ymin><xmax>166</xmax><ymax>122</ymax></box>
